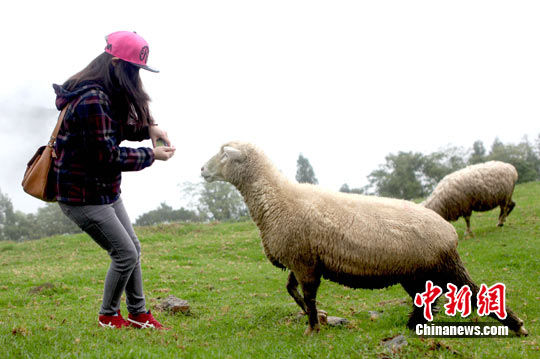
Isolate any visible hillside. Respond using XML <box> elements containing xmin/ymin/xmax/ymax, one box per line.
<box><xmin>1</xmin><ymin>182</ymin><xmax>539</xmax><ymax>358</ymax></box>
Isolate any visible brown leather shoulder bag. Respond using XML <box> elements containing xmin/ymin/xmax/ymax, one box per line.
<box><xmin>21</xmin><ymin>107</ymin><xmax>68</xmax><ymax>202</ymax></box>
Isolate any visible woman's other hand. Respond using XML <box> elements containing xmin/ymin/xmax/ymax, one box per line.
<box><xmin>154</xmin><ymin>146</ymin><xmax>176</xmax><ymax>161</ymax></box>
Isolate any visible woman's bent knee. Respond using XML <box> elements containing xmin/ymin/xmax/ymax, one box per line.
<box><xmin>112</xmin><ymin>249</ymin><xmax>139</xmax><ymax>272</ymax></box>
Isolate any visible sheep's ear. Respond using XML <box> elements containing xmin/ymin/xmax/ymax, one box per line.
<box><xmin>223</xmin><ymin>146</ymin><xmax>245</xmax><ymax>162</ymax></box>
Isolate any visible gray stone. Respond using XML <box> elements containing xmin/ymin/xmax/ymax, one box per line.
<box><xmin>157</xmin><ymin>295</ymin><xmax>190</xmax><ymax>314</ymax></box>
<box><xmin>293</xmin><ymin>310</ymin><xmax>347</xmax><ymax>326</ymax></box>
<box><xmin>381</xmin><ymin>334</ymin><xmax>408</xmax><ymax>352</ymax></box>
<box><xmin>326</xmin><ymin>316</ymin><xmax>349</xmax><ymax>326</ymax></box>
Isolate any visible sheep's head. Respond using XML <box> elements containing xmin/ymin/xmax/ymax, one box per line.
<box><xmin>201</xmin><ymin>142</ymin><xmax>248</xmax><ymax>185</ymax></box>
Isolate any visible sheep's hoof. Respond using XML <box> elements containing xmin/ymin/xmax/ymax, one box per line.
<box><xmin>304</xmin><ymin>324</ymin><xmax>321</xmax><ymax>336</ymax></box>
<box><xmin>464</xmin><ymin>231</ymin><xmax>474</xmax><ymax>239</ymax></box>
<box><xmin>517</xmin><ymin>326</ymin><xmax>528</xmax><ymax>337</ymax></box>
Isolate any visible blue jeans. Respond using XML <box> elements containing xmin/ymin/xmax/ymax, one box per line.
<box><xmin>59</xmin><ymin>198</ymin><xmax>146</xmax><ymax>315</ymax></box>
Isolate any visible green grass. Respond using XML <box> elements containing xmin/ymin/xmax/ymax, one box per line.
<box><xmin>1</xmin><ymin>183</ymin><xmax>539</xmax><ymax>358</ymax></box>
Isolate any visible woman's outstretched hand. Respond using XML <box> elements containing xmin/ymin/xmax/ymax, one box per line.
<box><xmin>149</xmin><ymin>125</ymin><xmax>175</xmax><ymax>161</ymax></box>
<box><xmin>149</xmin><ymin>125</ymin><xmax>172</xmax><ymax>147</ymax></box>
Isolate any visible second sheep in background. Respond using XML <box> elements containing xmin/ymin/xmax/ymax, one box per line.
<box><xmin>422</xmin><ymin>161</ymin><xmax>518</xmax><ymax>238</ymax></box>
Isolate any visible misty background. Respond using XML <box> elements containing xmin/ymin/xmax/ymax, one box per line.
<box><xmin>1</xmin><ymin>1</ymin><xmax>539</xmax><ymax>225</ymax></box>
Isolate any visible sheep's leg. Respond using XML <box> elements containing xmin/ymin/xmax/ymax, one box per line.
<box><xmin>444</xmin><ymin>262</ymin><xmax>528</xmax><ymax>336</ymax></box>
<box><xmin>507</xmin><ymin>200</ymin><xmax>516</xmax><ymax>216</ymax></box>
<box><xmin>466</xmin><ymin>278</ymin><xmax>527</xmax><ymax>335</ymax></box>
<box><xmin>498</xmin><ymin>200</ymin><xmax>515</xmax><ymax>227</ymax></box>
<box><xmin>401</xmin><ymin>280</ymin><xmax>429</xmax><ymax>329</ymax></box>
<box><xmin>464</xmin><ymin>215</ymin><xmax>474</xmax><ymax>238</ymax></box>
<box><xmin>300</xmin><ymin>277</ymin><xmax>322</xmax><ymax>336</ymax></box>
<box><xmin>287</xmin><ymin>272</ymin><xmax>308</xmax><ymax>313</ymax></box>
<box><xmin>465</xmin><ymin>282</ymin><xmax>526</xmax><ymax>335</ymax></box>
<box><xmin>287</xmin><ymin>272</ymin><xmax>328</xmax><ymax>323</ymax></box>
<box><xmin>497</xmin><ymin>206</ymin><xmax>505</xmax><ymax>227</ymax></box>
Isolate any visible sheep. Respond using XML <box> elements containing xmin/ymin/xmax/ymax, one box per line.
<box><xmin>201</xmin><ymin>142</ymin><xmax>527</xmax><ymax>336</ymax></box>
<box><xmin>422</xmin><ymin>161</ymin><xmax>518</xmax><ymax>238</ymax></box>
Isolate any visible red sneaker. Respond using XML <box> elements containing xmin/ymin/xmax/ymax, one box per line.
<box><xmin>98</xmin><ymin>310</ymin><xmax>129</xmax><ymax>328</ymax></box>
<box><xmin>127</xmin><ymin>310</ymin><xmax>167</xmax><ymax>330</ymax></box>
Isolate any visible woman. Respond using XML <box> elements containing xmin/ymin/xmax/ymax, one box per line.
<box><xmin>54</xmin><ymin>31</ymin><xmax>175</xmax><ymax>329</ymax></box>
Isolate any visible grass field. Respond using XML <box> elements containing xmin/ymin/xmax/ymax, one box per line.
<box><xmin>1</xmin><ymin>182</ymin><xmax>539</xmax><ymax>358</ymax></box>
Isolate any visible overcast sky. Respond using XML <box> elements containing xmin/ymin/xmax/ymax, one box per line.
<box><xmin>1</xmin><ymin>1</ymin><xmax>539</xmax><ymax>220</ymax></box>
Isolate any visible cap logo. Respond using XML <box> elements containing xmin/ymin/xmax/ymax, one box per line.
<box><xmin>139</xmin><ymin>46</ymin><xmax>149</xmax><ymax>64</ymax></box>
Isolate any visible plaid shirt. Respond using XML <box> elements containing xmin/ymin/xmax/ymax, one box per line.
<box><xmin>53</xmin><ymin>82</ymin><xmax>155</xmax><ymax>204</ymax></box>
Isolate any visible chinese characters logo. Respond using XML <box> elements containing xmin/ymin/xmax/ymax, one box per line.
<box><xmin>414</xmin><ymin>281</ymin><xmax>507</xmax><ymax>320</ymax></box>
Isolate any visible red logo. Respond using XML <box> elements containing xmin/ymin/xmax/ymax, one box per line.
<box><xmin>414</xmin><ymin>280</ymin><xmax>443</xmax><ymax>321</ymax></box>
<box><xmin>444</xmin><ymin>283</ymin><xmax>472</xmax><ymax>317</ymax></box>
<box><xmin>477</xmin><ymin>283</ymin><xmax>507</xmax><ymax>319</ymax></box>
<box><xmin>415</xmin><ymin>282</ymin><xmax>507</xmax><ymax>321</ymax></box>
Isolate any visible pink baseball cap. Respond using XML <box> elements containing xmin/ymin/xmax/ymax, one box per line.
<box><xmin>104</xmin><ymin>31</ymin><xmax>159</xmax><ymax>73</ymax></box>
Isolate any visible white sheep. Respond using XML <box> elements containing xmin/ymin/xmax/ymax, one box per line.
<box><xmin>201</xmin><ymin>142</ymin><xmax>527</xmax><ymax>336</ymax></box>
<box><xmin>422</xmin><ymin>161</ymin><xmax>518</xmax><ymax>237</ymax></box>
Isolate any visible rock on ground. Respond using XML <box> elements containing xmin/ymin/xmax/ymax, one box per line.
<box><xmin>156</xmin><ymin>295</ymin><xmax>190</xmax><ymax>314</ymax></box>
<box><xmin>381</xmin><ymin>334</ymin><xmax>408</xmax><ymax>352</ymax></box>
<box><xmin>326</xmin><ymin>316</ymin><xmax>349</xmax><ymax>326</ymax></box>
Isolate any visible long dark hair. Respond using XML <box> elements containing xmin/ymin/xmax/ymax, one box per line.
<box><xmin>63</xmin><ymin>52</ymin><xmax>152</xmax><ymax>128</ymax></box>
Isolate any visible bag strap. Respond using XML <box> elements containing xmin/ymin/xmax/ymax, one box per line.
<box><xmin>47</xmin><ymin>107</ymin><xmax>68</xmax><ymax>159</ymax></box>
<box><xmin>47</xmin><ymin>107</ymin><xmax>68</xmax><ymax>149</ymax></box>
